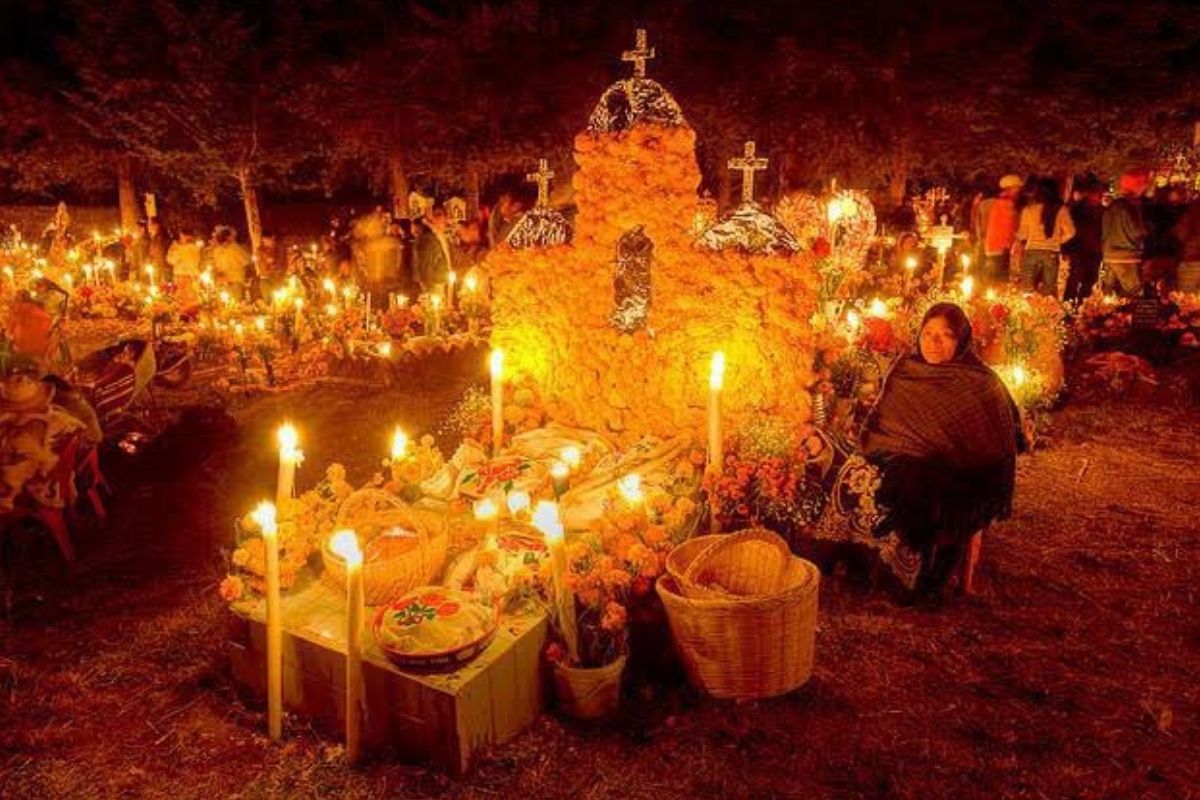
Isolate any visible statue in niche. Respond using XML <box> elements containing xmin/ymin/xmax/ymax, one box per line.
<box><xmin>610</xmin><ymin>226</ymin><xmax>653</xmax><ymax>333</ymax></box>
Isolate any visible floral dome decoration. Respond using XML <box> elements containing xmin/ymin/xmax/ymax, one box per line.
<box><xmin>587</xmin><ymin>29</ymin><xmax>687</xmax><ymax>134</ymax></box>
<box><xmin>505</xmin><ymin>207</ymin><xmax>573</xmax><ymax>249</ymax></box>
<box><xmin>697</xmin><ymin>202</ymin><xmax>800</xmax><ymax>256</ymax></box>
<box><xmin>588</xmin><ymin>78</ymin><xmax>687</xmax><ymax>134</ymax></box>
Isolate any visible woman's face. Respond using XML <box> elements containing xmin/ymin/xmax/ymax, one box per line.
<box><xmin>919</xmin><ymin>316</ymin><xmax>959</xmax><ymax>364</ymax></box>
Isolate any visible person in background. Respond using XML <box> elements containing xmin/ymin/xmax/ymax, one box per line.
<box><xmin>166</xmin><ymin>229</ymin><xmax>203</xmax><ymax>290</ymax></box>
<box><xmin>862</xmin><ymin>303</ymin><xmax>1025</xmax><ymax>600</ymax></box>
<box><xmin>1172</xmin><ymin>192</ymin><xmax>1200</xmax><ymax>293</ymax></box>
<box><xmin>144</xmin><ymin>217</ymin><xmax>170</xmax><ymax>281</ymax></box>
<box><xmin>1015</xmin><ymin>177</ymin><xmax>1075</xmax><ymax>296</ymax></box>
<box><xmin>1101</xmin><ymin>170</ymin><xmax>1150</xmax><ymax>296</ymax></box>
<box><xmin>981</xmin><ymin>175</ymin><xmax>1023</xmax><ymax>285</ymax></box>
<box><xmin>413</xmin><ymin>206</ymin><xmax>455</xmax><ymax>295</ymax></box>
<box><xmin>487</xmin><ymin>192</ymin><xmax>524</xmax><ymax>249</ymax></box>
<box><xmin>1062</xmin><ymin>176</ymin><xmax>1105</xmax><ymax>302</ymax></box>
<box><xmin>210</xmin><ymin>226</ymin><xmax>251</xmax><ymax>301</ymax></box>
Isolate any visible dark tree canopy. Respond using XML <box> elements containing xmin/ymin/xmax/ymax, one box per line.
<box><xmin>3</xmin><ymin>0</ymin><xmax>1200</xmax><ymax>208</ymax></box>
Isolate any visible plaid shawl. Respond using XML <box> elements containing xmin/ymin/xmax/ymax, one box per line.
<box><xmin>861</xmin><ymin>355</ymin><xmax>1022</xmax><ymax>549</ymax></box>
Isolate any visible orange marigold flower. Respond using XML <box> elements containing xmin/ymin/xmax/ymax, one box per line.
<box><xmin>218</xmin><ymin>575</ymin><xmax>244</xmax><ymax>602</ymax></box>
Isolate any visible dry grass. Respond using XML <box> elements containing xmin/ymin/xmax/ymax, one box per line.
<box><xmin>1</xmin><ymin>367</ymin><xmax>1198</xmax><ymax>799</ymax></box>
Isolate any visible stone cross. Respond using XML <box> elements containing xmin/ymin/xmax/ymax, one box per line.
<box><xmin>728</xmin><ymin>141</ymin><xmax>768</xmax><ymax>205</ymax></box>
<box><xmin>622</xmin><ymin>28</ymin><xmax>656</xmax><ymax>79</ymax></box>
<box><xmin>526</xmin><ymin>159</ymin><xmax>554</xmax><ymax>208</ymax></box>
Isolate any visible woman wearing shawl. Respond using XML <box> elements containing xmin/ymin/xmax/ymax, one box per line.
<box><xmin>862</xmin><ymin>303</ymin><xmax>1025</xmax><ymax>597</ymax></box>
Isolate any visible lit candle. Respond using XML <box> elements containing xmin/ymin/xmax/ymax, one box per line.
<box><xmin>868</xmin><ymin>298</ymin><xmax>889</xmax><ymax>318</ymax></box>
<box><xmin>430</xmin><ymin>293</ymin><xmax>443</xmax><ymax>335</ymax></box>
<box><xmin>506</xmin><ymin>489</ymin><xmax>531</xmax><ymax>521</ymax></box>
<box><xmin>904</xmin><ymin>255</ymin><xmax>918</xmax><ymax>292</ymax></box>
<box><xmin>463</xmin><ymin>274</ymin><xmax>478</xmax><ymax>295</ymax></box>
<box><xmin>960</xmin><ymin>253</ymin><xmax>972</xmax><ymax>273</ymax></box>
<box><xmin>275</xmin><ymin>424</ymin><xmax>302</xmax><ymax>510</ymax></box>
<box><xmin>550</xmin><ymin>460</ymin><xmax>570</xmax><ymax>499</ymax></box>
<box><xmin>328</xmin><ymin>530</ymin><xmax>363</xmax><ymax>764</ymax></box>
<box><xmin>293</xmin><ymin>297</ymin><xmax>304</xmax><ymax>332</ymax></box>
<box><xmin>961</xmin><ymin>274</ymin><xmax>975</xmax><ymax>300</ymax></box>
<box><xmin>617</xmin><ymin>473</ymin><xmax>643</xmax><ymax>506</ymax></box>
<box><xmin>532</xmin><ymin>501</ymin><xmax>577</xmax><ymax>662</ymax></box>
<box><xmin>389</xmin><ymin>427</ymin><xmax>408</xmax><ymax>482</ymax></box>
<box><xmin>560</xmin><ymin>446</ymin><xmax>582</xmax><ymax>472</ymax></box>
<box><xmin>845</xmin><ymin>310</ymin><xmax>861</xmax><ymax>340</ymax></box>
<box><xmin>473</xmin><ymin>497</ymin><xmax>500</xmax><ymax>550</ymax></box>
<box><xmin>447</xmin><ymin>270</ymin><xmax>457</xmax><ymax>309</ymax></box>
<box><xmin>489</xmin><ymin>349</ymin><xmax>504</xmax><ymax>456</ymax></box>
<box><xmin>252</xmin><ymin>501</ymin><xmax>282</xmax><ymax>741</ymax></box>
<box><xmin>707</xmin><ymin>352</ymin><xmax>726</xmax><ymax>475</ymax></box>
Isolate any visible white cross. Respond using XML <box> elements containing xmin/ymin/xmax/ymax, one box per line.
<box><xmin>728</xmin><ymin>141</ymin><xmax>768</xmax><ymax>205</ymax></box>
<box><xmin>622</xmin><ymin>28</ymin><xmax>656</xmax><ymax>79</ymax></box>
<box><xmin>525</xmin><ymin>159</ymin><xmax>554</xmax><ymax>208</ymax></box>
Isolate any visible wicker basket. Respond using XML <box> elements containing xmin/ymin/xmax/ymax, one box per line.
<box><xmin>668</xmin><ymin>529</ymin><xmax>792</xmax><ymax>600</ymax></box>
<box><xmin>656</xmin><ymin>558</ymin><xmax>820</xmax><ymax>700</ymax></box>
<box><xmin>322</xmin><ymin>489</ymin><xmax>449</xmax><ymax>606</ymax></box>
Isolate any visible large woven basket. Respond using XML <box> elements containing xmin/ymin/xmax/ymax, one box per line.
<box><xmin>667</xmin><ymin>529</ymin><xmax>792</xmax><ymax>601</ymax></box>
<box><xmin>656</xmin><ymin>558</ymin><xmax>820</xmax><ymax>700</ymax></box>
<box><xmin>322</xmin><ymin>489</ymin><xmax>449</xmax><ymax>606</ymax></box>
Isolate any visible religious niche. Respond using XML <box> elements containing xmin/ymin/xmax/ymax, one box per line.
<box><xmin>610</xmin><ymin>226</ymin><xmax>653</xmax><ymax>333</ymax></box>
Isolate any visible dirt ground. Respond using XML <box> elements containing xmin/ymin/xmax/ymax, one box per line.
<box><xmin>1</xmin><ymin>359</ymin><xmax>1198</xmax><ymax>800</ymax></box>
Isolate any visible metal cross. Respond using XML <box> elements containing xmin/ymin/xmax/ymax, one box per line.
<box><xmin>728</xmin><ymin>141</ymin><xmax>768</xmax><ymax>205</ymax></box>
<box><xmin>622</xmin><ymin>28</ymin><xmax>656</xmax><ymax>79</ymax></box>
<box><xmin>525</xmin><ymin>158</ymin><xmax>554</xmax><ymax>208</ymax></box>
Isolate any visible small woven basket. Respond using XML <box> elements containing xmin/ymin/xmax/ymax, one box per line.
<box><xmin>656</xmin><ymin>558</ymin><xmax>820</xmax><ymax>700</ymax></box>
<box><xmin>672</xmin><ymin>528</ymin><xmax>792</xmax><ymax>600</ymax></box>
<box><xmin>322</xmin><ymin>489</ymin><xmax>449</xmax><ymax>606</ymax></box>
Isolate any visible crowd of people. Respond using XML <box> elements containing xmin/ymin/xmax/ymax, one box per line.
<box><xmin>964</xmin><ymin>170</ymin><xmax>1200</xmax><ymax>300</ymax></box>
<box><xmin>97</xmin><ymin>189</ymin><xmax>531</xmax><ymax>311</ymax></box>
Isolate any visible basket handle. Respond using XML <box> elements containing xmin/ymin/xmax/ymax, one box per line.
<box><xmin>680</xmin><ymin>528</ymin><xmax>791</xmax><ymax>590</ymax></box>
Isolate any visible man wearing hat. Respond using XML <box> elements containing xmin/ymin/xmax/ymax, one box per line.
<box><xmin>980</xmin><ymin>175</ymin><xmax>1023</xmax><ymax>284</ymax></box>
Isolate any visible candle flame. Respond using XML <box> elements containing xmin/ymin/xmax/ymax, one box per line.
<box><xmin>905</xmin><ymin>256</ymin><xmax>918</xmax><ymax>271</ymax></box>
<box><xmin>328</xmin><ymin>529</ymin><xmax>362</xmax><ymax>566</ymax></box>
<box><xmin>506</xmin><ymin>490</ymin><xmax>531</xmax><ymax>517</ymax></box>
<box><xmin>448</xmin><ymin>270</ymin><xmax>458</xmax><ymax>286</ymax></box>
<box><xmin>277</xmin><ymin>423</ymin><xmax>299</xmax><ymax>457</ymax></box>
<box><xmin>560</xmin><ymin>446</ymin><xmax>582</xmax><ymax>470</ymax></box>
<box><xmin>252</xmin><ymin>501</ymin><xmax>277</xmax><ymax>536</ymax></box>
<box><xmin>617</xmin><ymin>473</ymin><xmax>644</xmax><ymax>504</ymax></box>
<box><xmin>473</xmin><ymin>497</ymin><xmax>499</xmax><ymax>521</ymax></box>
<box><xmin>323</xmin><ymin>277</ymin><xmax>336</xmax><ymax>293</ymax></box>
<box><xmin>961</xmin><ymin>275</ymin><xmax>975</xmax><ymax>300</ymax></box>
<box><xmin>709</xmin><ymin>351</ymin><xmax>726</xmax><ymax>391</ymax></box>
<box><xmin>390</xmin><ymin>427</ymin><xmax>408</xmax><ymax>461</ymax></box>
<box><xmin>490</xmin><ymin>349</ymin><xmax>504</xmax><ymax>379</ymax></box>
<box><xmin>868</xmin><ymin>298</ymin><xmax>888</xmax><ymax>318</ymax></box>
<box><xmin>550</xmin><ymin>460</ymin><xmax>569</xmax><ymax>480</ymax></box>
<box><xmin>1012</xmin><ymin>364</ymin><xmax>1027</xmax><ymax>387</ymax></box>
<box><xmin>827</xmin><ymin>198</ymin><xmax>844</xmax><ymax>224</ymax></box>
<box><xmin>960</xmin><ymin>253</ymin><xmax>972</xmax><ymax>271</ymax></box>
<box><xmin>378</xmin><ymin>341</ymin><xmax>392</xmax><ymax>358</ymax></box>
<box><xmin>464</xmin><ymin>275</ymin><xmax>478</xmax><ymax>293</ymax></box>
<box><xmin>532</xmin><ymin>501</ymin><xmax>563</xmax><ymax>543</ymax></box>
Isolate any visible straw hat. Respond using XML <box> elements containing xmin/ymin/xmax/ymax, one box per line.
<box><xmin>999</xmin><ymin>174</ymin><xmax>1024</xmax><ymax>190</ymax></box>
<box><xmin>0</xmin><ymin>374</ymin><xmax>54</xmax><ymax>414</ymax></box>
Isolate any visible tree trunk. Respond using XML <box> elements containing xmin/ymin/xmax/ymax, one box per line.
<box><xmin>238</xmin><ymin>166</ymin><xmax>262</xmax><ymax>260</ymax></box>
<box><xmin>388</xmin><ymin>149</ymin><xmax>409</xmax><ymax>218</ymax></box>
<box><xmin>117</xmin><ymin>155</ymin><xmax>138</xmax><ymax>234</ymax></box>
<box><xmin>466</xmin><ymin>165</ymin><xmax>481</xmax><ymax>218</ymax></box>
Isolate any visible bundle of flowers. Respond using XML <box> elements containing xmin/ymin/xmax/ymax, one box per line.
<box><xmin>1074</xmin><ymin>292</ymin><xmax>1200</xmax><ymax>351</ymax></box>
<box><xmin>219</xmin><ymin>463</ymin><xmax>354</xmax><ymax>602</ymax></box>
<box><xmin>440</xmin><ymin>379</ymin><xmax>550</xmax><ymax>452</ymax></box>
<box><xmin>703</xmin><ymin>417</ymin><xmax>826</xmax><ymax>539</ymax></box>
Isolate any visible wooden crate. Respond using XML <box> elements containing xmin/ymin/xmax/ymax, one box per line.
<box><xmin>228</xmin><ymin>579</ymin><xmax>547</xmax><ymax>774</ymax></box>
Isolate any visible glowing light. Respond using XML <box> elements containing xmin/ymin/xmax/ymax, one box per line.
<box><xmin>252</xmin><ymin>501</ymin><xmax>277</xmax><ymax>536</ymax></box>
<box><xmin>255</xmin><ymin>316</ymin><xmax>267</xmax><ymax>332</ymax></box>
<box><xmin>960</xmin><ymin>253</ymin><xmax>972</xmax><ymax>271</ymax></box>
<box><xmin>473</xmin><ymin>497</ymin><xmax>499</xmax><ymax>522</ymax></box>
<box><xmin>846</xmin><ymin>310</ymin><xmax>861</xmax><ymax>333</ymax></box>
<box><xmin>617</xmin><ymin>473</ymin><xmax>644</xmax><ymax>504</ymax></box>
<box><xmin>985</xmin><ymin>288</ymin><xmax>998</xmax><ymax>301</ymax></box>
<box><xmin>560</xmin><ymin>446</ymin><xmax>582</xmax><ymax>470</ymax></box>
<box><xmin>390</xmin><ymin>427</ymin><xmax>408</xmax><ymax>461</ymax></box>
<box><xmin>277</xmin><ymin>423</ymin><xmax>299</xmax><ymax>458</ymax></box>
<box><xmin>490</xmin><ymin>349</ymin><xmax>504</xmax><ymax>378</ymax></box>
<box><xmin>324</xmin><ymin>277</ymin><xmax>336</xmax><ymax>294</ymax></box>
<box><xmin>464</xmin><ymin>275</ymin><xmax>478</xmax><ymax>293</ymax></box>
<box><xmin>1012</xmin><ymin>364</ymin><xmax>1027</xmax><ymax>387</ymax></box>
<box><xmin>827</xmin><ymin>198</ymin><xmax>845</xmax><ymax>224</ymax></box>
<box><xmin>328</xmin><ymin>530</ymin><xmax>362</xmax><ymax>567</ymax></box>
<box><xmin>448</xmin><ymin>270</ymin><xmax>458</xmax><ymax>286</ymax></box>
<box><xmin>905</xmin><ymin>256</ymin><xmax>918</xmax><ymax>272</ymax></box>
<box><xmin>709</xmin><ymin>351</ymin><xmax>726</xmax><ymax>391</ymax></box>
<box><xmin>531</xmin><ymin>501</ymin><xmax>563</xmax><ymax>543</ymax></box>
<box><xmin>378</xmin><ymin>341</ymin><xmax>392</xmax><ymax>358</ymax></box>
<box><xmin>868</xmin><ymin>298</ymin><xmax>889</xmax><ymax>318</ymax></box>
<box><xmin>961</xmin><ymin>275</ymin><xmax>975</xmax><ymax>300</ymax></box>
<box><xmin>506</xmin><ymin>490</ymin><xmax>531</xmax><ymax>518</ymax></box>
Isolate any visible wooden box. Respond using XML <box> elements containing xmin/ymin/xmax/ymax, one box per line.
<box><xmin>227</xmin><ymin>579</ymin><xmax>547</xmax><ymax>774</ymax></box>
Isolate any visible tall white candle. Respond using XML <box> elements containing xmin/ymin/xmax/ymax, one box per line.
<box><xmin>489</xmin><ymin>349</ymin><xmax>504</xmax><ymax>456</ymax></box>
<box><xmin>275</xmin><ymin>424</ymin><xmax>302</xmax><ymax>510</ymax></box>
<box><xmin>329</xmin><ymin>529</ymin><xmax>363</xmax><ymax>764</ymax></box>
<box><xmin>533</xmin><ymin>501</ymin><xmax>577</xmax><ymax>662</ymax></box>
<box><xmin>708</xmin><ymin>352</ymin><xmax>726</xmax><ymax>474</ymax></box>
<box><xmin>708</xmin><ymin>352</ymin><xmax>726</xmax><ymax>535</ymax></box>
<box><xmin>253</xmin><ymin>501</ymin><xmax>282</xmax><ymax>741</ymax></box>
